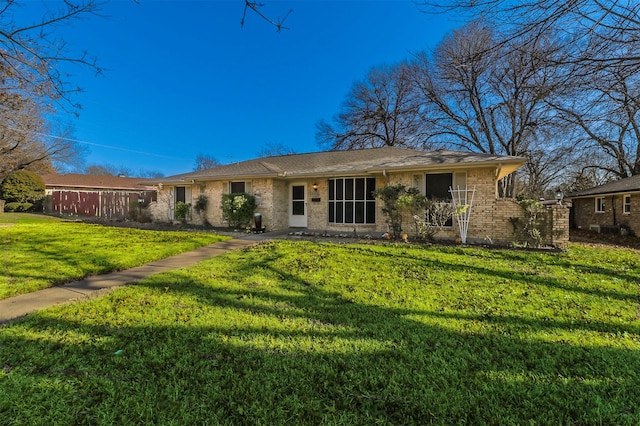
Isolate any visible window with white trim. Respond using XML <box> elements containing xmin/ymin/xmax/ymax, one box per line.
<box><xmin>425</xmin><ymin>172</ymin><xmax>466</xmax><ymax>227</ymax></box>
<box><xmin>595</xmin><ymin>197</ymin><xmax>605</xmax><ymax>213</ymax></box>
<box><xmin>175</xmin><ymin>186</ymin><xmax>186</xmax><ymax>204</ymax></box>
<box><xmin>229</xmin><ymin>181</ymin><xmax>252</xmax><ymax>194</ymax></box>
<box><xmin>328</xmin><ymin>177</ymin><xmax>376</xmax><ymax>224</ymax></box>
<box><xmin>623</xmin><ymin>194</ymin><xmax>631</xmax><ymax>214</ymax></box>
<box><xmin>230</xmin><ymin>181</ymin><xmax>245</xmax><ymax>194</ymax></box>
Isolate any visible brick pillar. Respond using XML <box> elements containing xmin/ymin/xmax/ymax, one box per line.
<box><xmin>550</xmin><ymin>204</ymin><xmax>570</xmax><ymax>249</ymax></box>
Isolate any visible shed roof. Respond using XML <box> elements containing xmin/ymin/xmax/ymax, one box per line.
<box><xmin>41</xmin><ymin>174</ymin><xmax>156</xmax><ymax>191</ymax></box>
<box><xmin>567</xmin><ymin>174</ymin><xmax>640</xmax><ymax>198</ymax></box>
<box><xmin>152</xmin><ymin>147</ymin><xmax>525</xmax><ymax>184</ymax></box>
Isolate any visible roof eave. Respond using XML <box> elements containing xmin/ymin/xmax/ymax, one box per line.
<box><xmin>366</xmin><ymin>159</ymin><xmax>525</xmax><ymax>179</ymax></box>
<box><xmin>567</xmin><ymin>188</ymin><xmax>640</xmax><ymax>199</ymax></box>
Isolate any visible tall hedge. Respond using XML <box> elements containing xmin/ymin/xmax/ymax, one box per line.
<box><xmin>0</xmin><ymin>170</ymin><xmax>46</xmax><ymax>203</ymax></box>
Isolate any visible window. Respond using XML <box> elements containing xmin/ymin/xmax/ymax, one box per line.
<box><xmin>426</xmin><ymin>173</ymin><xmax>452</xmax><ymax>200</ymax></box>
<box><xmin>426</xmin><ymin>173</ymin><xmax>460</xmax><ymax>227</ymax></box>
<box><xmin>230</xmin><ymin>181</ymin><xmax>246</xmax><ymax>194</ymax></box>
<box><xmin>623</xmin><ymin>194</ymin><xmax>631</xmax><ymax>214</ymax></box>
<box><xmin>328</xmin><ymin>177</ymin><xmax>376</xmax><ymax>224</ymax></box>
<box><xmin>595</xmin><ymin>197</ymin><xmax>605</xmax><ymax>213</ymax></box>
<box><xmin>175</xmin><ymin>186</ymin><xmax>186</xmax><ymax>204</ymax></box>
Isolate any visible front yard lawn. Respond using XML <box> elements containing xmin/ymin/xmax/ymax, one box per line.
<box><xmin>1</xmin><ymin>240</ymin><xmax>638</xmax><ymax>424</ymax></box>
<box><xmin>0</xmin><ymin>218</ymin><xmax>229</xmax><ymax>299</ymax></box>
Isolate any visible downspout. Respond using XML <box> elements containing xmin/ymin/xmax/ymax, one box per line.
<box><xmin>612</xmin><ymin>195</ymin><xmax>617</xmax><ymax>225</ymax></box>
<box><xmin>495</xmin><ymin>163</ymin><xmax>503</xmax><ymax>198</ymax></box>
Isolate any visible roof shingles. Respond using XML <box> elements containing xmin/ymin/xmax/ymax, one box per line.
<box><xmin>153</xmin><ymin>147</ymin><xmax>525</xmax><ymax>183</ymax></box>
<box><xmin>567</xmin><ymin>174</ymin><xmax>640</xmax><ymax>198</ymax></box>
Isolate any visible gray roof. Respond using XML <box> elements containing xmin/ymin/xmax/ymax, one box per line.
<box><xmin>151</xmin><ymin>147</ymin><xmax>525</xmax><ymax>184</ymax></box>
<box><xmin>567</xmin><ymin>174</ymin><xmax>640</xmax><ymax>198</ymax></box>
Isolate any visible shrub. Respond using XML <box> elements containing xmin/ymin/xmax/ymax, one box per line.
<box><xmin>193</xmin><ymin>194</ymin><xmax>209</xmax><ymax>225</ymax></box>
<box><xmin>221</xmin><ymin>193</ymin><xmax>256</xmax><ymax>229</ymax></box>
<box><xmin>174</xmin><ymin>201</ymin><xmax>191</xmax><ymax>223</ymax></box>
<box><xmin>375</xmin><ymin>185</ymin><xmax>455</xmax><ymax>241</ymax></box>
<box><xmin>4</xmin><ymin>202</ymin><xmax>33</xmax><ymax>212</ymax></box>
<box><xmin>128</xmin><ymin>199</ymin><xmax>141</xmax><ymax>221</ymax></box>
<box><xmin>413</xmin><ymin>200</ymin><xmax>456</xmax><ymax>241</ymax></box>
<box><xmin>509</xmin><ymin>199</ymin><xmax>548</xmax><ymax>247</ymax></box>
<box><xmin>0</xmin><ymin>170</ymin><xmax>45</xmax><ymax>203</ymax></box>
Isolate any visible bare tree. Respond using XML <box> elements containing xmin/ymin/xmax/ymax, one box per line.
<box><xmin>421</xmin><ymin>1</ymin><xmax>640</xmax><ymax>71</ymax></box>
<box><xmin>85</xmin><ymin>164</ymin><xmax>117</xmax><ymax>176</ymax></box>
<box><xmin>0</xmin><ymin>1</ymin><xmax>103</xmax><ymax>107</ymax></box>
<box><xmin>423</xmin><ymin>1</ymin><xmax>640</xmax><ymax>183</ymax></box>
<box><xmin>565</xmin><ymin>155</ymin><xmax>616</xmax><ymax>193</ymax></box>
<box><xmin>0</xmin><ymin>92</ymin><xmax>80</xmax><ymax>180</ymax></box>
<box><xmin>548</xmin><ymin>62</ymin><xmax>640</xmax><ymax>178</ymax></box>
<box><xmin>241</xmin><ymin>1</ymin><xmax>293</xmax><ymax>33</ymax></box>
<box><xmin>194</xmin><ymin>153</ymin><xmax>221</xmax><ymax>171</ymax></box>
<box><xmin>411</xmin><ymin>21</ymin><xmax>569</xmax><ymax>197</ymax></box>
<box><xmin>256</xmin><ymin>142</ymin><xmax>296</xmax><ymax>157</ymax></box>
<box><xmin>316</xmin><ymin>62</ymin><xmax>425</xmax><ymax>151</ymax></box>
<box><xmin>1</xmin><ymin>1</ymin><xmax>103</xmax><ymax>180</ymax></box>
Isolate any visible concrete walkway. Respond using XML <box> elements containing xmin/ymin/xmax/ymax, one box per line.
<box><xmin>0</xmin><ymin>232</ymin><xmax>281</xmax><ymax>325</ymax></box>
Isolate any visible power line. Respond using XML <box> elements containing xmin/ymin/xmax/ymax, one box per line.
<box><xmin>11</xmin><ymin>128</ymin><xmax>188</xmax><ymax>161</ymax></box>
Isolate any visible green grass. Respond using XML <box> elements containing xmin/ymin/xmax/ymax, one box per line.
<box><xmin>0</xmin><ymin>212</ymin><xmax>64</xmax><ymax>224</ymax></box>
<box><xmin>0</xmin><ymin>217</ymin><xmax>229</xmax><ymax>299</ymax></box>
<box><xmin>1</xmin><ymin>240</ymin><xmax>638</xmax><ymax>424</ymax></box>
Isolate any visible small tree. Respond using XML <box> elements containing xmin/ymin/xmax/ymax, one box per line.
<box><xmin>174</xmin><ymin>201</ymin><xmax>191</xmax><ymax>223</ymax></box>
<box><xmin>221</xmin><ymin>193</ymin><xmax>257</xmax><ymax>229</ymax></box>
<box><xmin>0</xmin><ymin>170</ymin><xmax>45</xmax><ymax>203</ymax></box>
<box><xmin>373</xmin><ymin>184</ymin><xmax>408</xmax><ymax>239</ymax></box>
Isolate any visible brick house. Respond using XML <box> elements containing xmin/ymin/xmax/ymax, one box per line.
<box><xmin>148</xmin><ymin>147</ymin><xmax>568</xmax><ymax>245</ymax></box>
<box><xmin>567</xmin><ymin>174</ymin><xmax>640</xmax><ymax>236</ymax></box>
<box><xmin>41</xmin><ymin>174</ymin><xmax>157</xmax><ymax>220</ymax></box>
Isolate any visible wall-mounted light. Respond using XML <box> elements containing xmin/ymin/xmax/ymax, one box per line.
<box><xmin>313</xmin><ymin>183</ymin><xmax>318</xmax><ymax>191</ymax></box>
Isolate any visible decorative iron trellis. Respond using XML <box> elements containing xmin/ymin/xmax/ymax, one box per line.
<box><xmin>449</xmin><ymin>186</ymin><xmax>476</xmax><ymax>244</ymax></box>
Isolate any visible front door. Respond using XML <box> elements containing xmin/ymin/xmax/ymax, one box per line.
<box><xmin>289</xmin><ymin>184</ymin><xmax>307</xmax><ymax>227</ymax></box>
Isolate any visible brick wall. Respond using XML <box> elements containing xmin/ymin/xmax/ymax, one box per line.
<box><xmin>550</xmin><ymin>204</ymin><xmax>570</xmax><ymax>248</ymax></box>
<box><xmin>148</xmin><ymin>187</ymin><xmax>171</xmax><ymax>222</ymax></box>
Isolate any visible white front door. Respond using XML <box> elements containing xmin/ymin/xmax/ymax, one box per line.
<box><xmin>289</xmin><ymin>183</ymin><xmax>307</xmax><ymax>227</ymax></box>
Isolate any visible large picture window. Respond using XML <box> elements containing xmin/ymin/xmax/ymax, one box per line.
<box><xmin>328</xmin><ymin>177</ymin><xmax>376</xmax><ymax>224</ymax></box>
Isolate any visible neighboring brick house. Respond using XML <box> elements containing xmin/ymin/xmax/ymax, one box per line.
<box><xmin>147</xmin><ymin>147</ymin><xmax>569</xmax><ymax>245</ymax></box>
<box><xmin>567</xmin><ymin>174</ymin><xmax>640</xmax><ymax>236</ymax></box>
<box><xmin>41</xmin><ymin>174</ymin><xmax>157</xmax><ymax>220</ymax></box>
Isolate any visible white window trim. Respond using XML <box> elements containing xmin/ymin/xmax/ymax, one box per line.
<box><xmin>328</xmin><ymin>177</ymin><xmax>376</xmax><ymax>225</ymax></box>
<box><xmin>595</xmin><ymin>196</ymin><xmax>605</xmax><ymax>213</ymax></box>
<box><xmin>228</xmin><ymin>181</ymin><xmax>252</xmax><ymax>194</ymax></box>
<box><xmin>623</xmin><ymin>194</ymin><xmax>631</xmax><ymax>214</ymax></box>
<box><xmin>425</xmin><ymin>172</ymin><xmax>464</xmax><ymax>229</ymax></box>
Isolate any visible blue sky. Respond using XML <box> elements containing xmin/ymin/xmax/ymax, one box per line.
<box><xmin>48</xmin><ymin>0</ymin><xmax>460</xmax><ymax>176</ymax></box>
